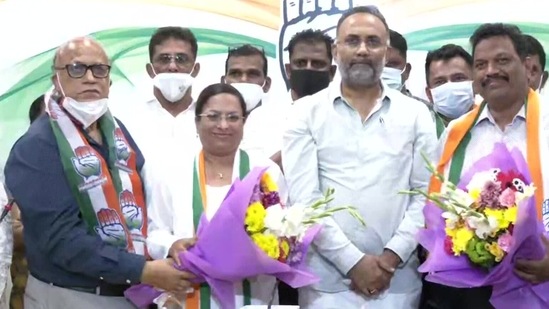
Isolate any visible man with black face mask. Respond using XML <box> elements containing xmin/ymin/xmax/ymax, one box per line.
<box><xmin>269</xmin><ymin>30</ymin><xmax>337</xmax><ymax>169</ymax></box>
<box><xmin>285</xmin><ymin>29</ymin><xmax>337</xmax><ymax>101</ymax></box>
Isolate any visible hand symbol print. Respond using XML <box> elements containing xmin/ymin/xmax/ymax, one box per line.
<box><xmin>119</xmin><ymin>190</ymin><xmax>143</xmax><ymax>231</ymax></box>
<box><xmin>71</xmin><ymin>146</ymin><xmax>102</xmax><ymax>179</ymax></box>
<box><xmin>95</xmin><ymin>208</ymin><xmax>127</xmax><ymax>247</ymax></box>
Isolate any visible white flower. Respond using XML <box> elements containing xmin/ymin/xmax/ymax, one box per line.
<box><xmin>466</xmin><ymin>171</ymin><xmax>496</xmax><ymax>193</ymax></box>
<box><xmin>465</xmin><ymin>215</ymin><xmax>499</xmax><ymax>239</ymax></box>
<box><xmin>264</xmin><ymin>204</ymin><xmax>286</xmax><ymax>236</ymax></box>
<box><xmin>442</xmin><ymin>211</ymin><xmax>460</xmax><ymax>229</ymax></box>
<box><xmin>447</xmin><ymin>188</ymin><xmax>475</xmax><ymax>212</ymax></box>
<box><xmin>515</xmin><ymin>184</ymin><xmax>537</xmax><ymax>203</ymax></box>
<box><xmin>264</xmin><ymin>204</ymin><xmax>312</xmax><ymax>239</ymax></box>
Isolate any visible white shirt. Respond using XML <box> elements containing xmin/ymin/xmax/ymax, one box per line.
<box><xmin>282</xmin><ymin>81</ymin><xmax>437</xmax><ymax>293</ymax></box>
<box><xmin>117</xmin><ymin>96</ymin><xmax>201</xmax><ymax>165</ymax></box>
<box><xmin>241</xmin><ymin>103</ymin><xmax>288</xmax><ymax>159</ymax></box>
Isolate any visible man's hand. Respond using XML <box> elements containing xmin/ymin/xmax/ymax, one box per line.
<box><xmin>348</xmin><ymin>254</ymin><xmax>395</xmax><ymax>297</ymax></box>
<box><xmin>515</xmin><ymin>235</ymin><xmax>549</xmax><ymax>284</ymax></box>
<box><xmin>141</xmin><ymin>259</ymin><xmax>194</xmax><ymax>293</ymax></box>
<box><xmin>380</xmin><ymin>249</ymin><xmax>402</xmax><ymax>270</ymax></box>
<box><xmin>169</xmin><ymin>237</ymin><xmax>197</xmax><ymax>266</ymax></box>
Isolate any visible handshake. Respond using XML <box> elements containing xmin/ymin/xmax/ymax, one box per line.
<box><xmin>139</xmin><ymin>238</ymin><xmax>197</xmax><ymax>302</ymax></box>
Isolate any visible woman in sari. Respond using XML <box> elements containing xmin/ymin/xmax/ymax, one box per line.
<box><xmin>146</xmin><ymin>83</ymin><xmax>287</xmax><ymax>309</ymax></box>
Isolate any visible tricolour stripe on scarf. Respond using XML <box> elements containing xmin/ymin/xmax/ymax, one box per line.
<box><xmin>525</xmin><ymin>90</ymin><xmax>543</xmax><ymax>219</ymax></box>
<box><xmin>47</xmin><ymin>99</ymin><xmax>133</xmax><ymax>251</ymax></box>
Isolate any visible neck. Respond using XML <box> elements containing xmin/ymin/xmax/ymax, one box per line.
<box><xmin>203</xmin><ymin>150</ymin><xmax>236</xmax><ymax>168</ymax></box>
<box><xmin>341</xmin><ymin>81</ymin><xmax>382</xmax><ymax>116</ymax></box>
<box><xmin>487</xmin><ymin>95</ymin><xmax>525</xmax><ymax>130</ymax></box>
<box><xmin>154</xmin><ymin>88</ymin><xmax>193</xmax><ymax>117</ymax></box>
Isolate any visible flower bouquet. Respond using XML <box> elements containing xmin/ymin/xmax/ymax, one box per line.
<box><xmin>403</xmin><ymin>143</ymin><xmax>549</xmax><ymax>308</ymax></box>
<box><xmin>125</xmin><ymin>166</ymin><xmax>363</xmax><ymax>309</ymax></box>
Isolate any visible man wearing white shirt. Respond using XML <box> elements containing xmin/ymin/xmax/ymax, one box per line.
<box><xmin>122</xmin><ymin>27</ymin><xmax>201</xmax><ymax>163</ymax></box>
<box><xmin>282</xmin><ymin>5</ymin><xmax>436</xmax><ymax>309</ymax></box>
<box><xmin>221</xmin><ymin>44</ymin><xmax>278</xmax><ymax>159</ymax></box>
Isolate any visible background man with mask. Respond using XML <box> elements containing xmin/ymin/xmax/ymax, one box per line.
<box><xmin>524</xmin><ymin>34</ymin><xmax>547</xmax><ymax>93</ymax></box>
<box><xmin>4</xmin><ymin>36</ymin><xmax>194</xmax><ymax>309</ymax></box>
<box><xmin>269</xmin><ymin>29</ymin><xmax>338</xmax><ymax>169</ymax></box>
<box><xmin>382</xmin><ymin>29</ymin><xmax>429</xmax><ymax>105</ymax></box>
<box><xmin>222</xmin><ymin>44</ymin><xmax>280</xmax><ymax>160</ymax></box>
<box><xmin>283</xmin><ymin>6</ymin><xmax>436</xmax><ymax>308</ymax></box>
<box><xmin>121</xmin><ymin>27</ymin><xmax>201</xmax><ymax>164</ymax></box>
<box><xmin>285</xmin><ymin>29</ymin><xmax>336</xmax><ymax>101</ymax></box>
<box><xmin>424</xmin><ymin>44</ymin><xmax>475</xmax><ymax>137</ymax></box>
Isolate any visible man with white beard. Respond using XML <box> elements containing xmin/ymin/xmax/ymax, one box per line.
<box><xmin>282</xmin><ymin>5</ymin><xmax>437</xmax><ymax>309</ymax></box>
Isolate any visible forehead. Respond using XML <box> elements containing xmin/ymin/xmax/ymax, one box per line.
<box><xmin>153</xmin><ymin>38</ymin><xmax>194</xmax><ymax>57</ymax></box>
<box><xmin>291</xmin><ymin>42</ymin><xmax>329</xmax><ymax>60</ymax></box>
<box><xmin>474</xmin><ymin>36</ymin><xmax>518</xmax><ymax>60</ymax></box>
<box><xmin>203</xmin><ymin>93</ymin><xmax>242</xmax><ymax>111</ymax></box>
<box><xmin>227</xmin><ymin>54</ymin><xmax>264</xmax><ymax>71</ymax></box>
<box><xmin>337</xmin><ymin>13</ymin><xmax>387</xmax><ymax>39</ymax></box>
<box><xmin>429</xmin><ymin>57</ymin><xmax>472</xmax><ymax>79</ymax></box>
<box><xmin>57</xmin><ymin>39</ymin><xmax>108</xmax><ymax>65</ymax></box>
<box><xmin>386</xmin><ymin>47</ymin><xmax>405</xmax><ymax>62</ymax></box>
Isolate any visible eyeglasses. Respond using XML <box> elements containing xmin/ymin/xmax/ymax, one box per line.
<box><xmin>197</xmin><ymin>113</ymin><xmax>245</xmax><ymax>123</ymax></box>
<box><xmin>338</xmin><ymin>36</ymin><xmax>385</xmax><ymax>51</ymax></box>
<box><xmin>54</xmin><ymin>63</ymin><xmax>111</xmax><ymax>78</ymax></box>
<box><xmin>154</xmin><ymin>53</ymin><xmax>192</xmax><ymax>67</ymax></box>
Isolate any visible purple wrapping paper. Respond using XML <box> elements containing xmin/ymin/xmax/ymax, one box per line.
<box><xmin>418</xmin><ymin>143</ymin><xmax>549</xmax><ymax>308</ymax></box>
<box><xmin>125</xmin><ymin>166</ymin><xmax>320</xmax><ymax>309</ymax></box>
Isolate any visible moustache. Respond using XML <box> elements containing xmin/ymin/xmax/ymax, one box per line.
<box><xmin>481</xmin><ymin>75</ymin><xmax>509</xmax><ymax>87</ymax></box>
<box><xmin>349</xmin><ymin>59</ymin><xmax>374</xmax><ymax>66</ymax></box>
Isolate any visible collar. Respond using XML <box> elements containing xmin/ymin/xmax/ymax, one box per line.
<box><xmin>475</xmin><ymin>103</ymin><xmax>526</xmax><ymax>127</ymax></box>
<box><xmin>328</xmin><ymin>80</ymin><xmax>392</xmax><ymax>105</ymax></box>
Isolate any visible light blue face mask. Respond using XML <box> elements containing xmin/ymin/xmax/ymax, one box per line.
<box><xmin>431</xmin><ymin>81</ymin><xmax>475</xmax><ymax>119</ymax></box>
<box><xmin>381</xmin><ymin>67</ymin><xmax>405</xmax><ymax>90</ymax></box>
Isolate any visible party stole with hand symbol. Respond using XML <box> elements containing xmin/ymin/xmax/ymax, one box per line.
<box><xmin>45</xmin><ymin>97</ymin><xmax>148</xmax><ymax>256</ymax></box>
<box><xmin>187</xmin><ymin>150</ymin><xmax>252</xmax><ymax>309</ymax></box>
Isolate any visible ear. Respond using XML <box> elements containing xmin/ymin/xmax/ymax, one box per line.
<box><xmin>51</xmin><ymin>74</ymin><xmax>61</xmax><ymax>94</ymax></box>
<box><xmin>191</xmin><ymin>63</ymin><xmax>201</xmax><ymax>77</ymax></box>
<box><xmin>109</xmin><ymin>80</ymin><xmax>113</xmax><ymax>87</ymax></box>
<box><xmin>330</xmin><ymin>65</ymin><xmax>337</xmax><ymax>80</ymax></box>
<box><xmin>542</xmin><ymin>71</ymin><xmax>549</xmax><ymax>90</ymax></box>
<box><xmin>332</xmin><ymin>43</ymin><xmax>338</xmax><ymax>63</ymax></box>
<box><xmin>284</xmin><ymin>63</ymin><xmax>292</xmax><ymax>80</ymax></box>
<box><xmin>402</xmin><ymin>63</ymin><xmax>412</xmax><ymax>82</ymax></box>
<box><xmin>146</xmin><ymin>63</ymin><xmax>155</xmax><ymax>79</ymax></box>
<box><xmin>220</xmin><ymin>75</ymin><xmax>226</xmax><ymax>84</ymax></box>
<box><xmin>263</xmin><ymin>76</ymin><xmax>272</xmax><ymax>93</ymax></box>
<box><xmin>425</xmin><ymin>86</ymin><xmax>434</xmax><ymax>104</ymax></box>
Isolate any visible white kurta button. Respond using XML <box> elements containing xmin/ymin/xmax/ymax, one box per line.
<box><xmin>99</xmin><ymin>277</ymin><xmax>103</xmax><ymax>280</ymax></box>
<box><xmin>126</xmin><ymin>279</ymin><xmax>131</xmax><ymax>284</ymax></box>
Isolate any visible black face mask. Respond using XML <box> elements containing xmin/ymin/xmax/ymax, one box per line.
<box><xmin>289</xmin><ymin>69</ymin><xmax>331</xmax><ymax>98</ymax></box>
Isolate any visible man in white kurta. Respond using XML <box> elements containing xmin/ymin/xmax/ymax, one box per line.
<box><xmin>282</xmin><ymin>6</ymin><xmax>437</xmax><ymax>309</ymax></box>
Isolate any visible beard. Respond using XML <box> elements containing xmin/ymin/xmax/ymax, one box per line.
<box><xmin>339</xmin><ymin>61</ymin><xmax>383</xmax><ymax>88</ymax></box>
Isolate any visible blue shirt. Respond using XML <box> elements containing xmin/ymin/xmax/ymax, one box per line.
<box><xmin>4</xmin><ymin>114</ymin><xmax>146</xmax><ymax>288</ymax></box>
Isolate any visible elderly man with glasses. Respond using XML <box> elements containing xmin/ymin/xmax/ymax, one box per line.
<box><xmin>3</xmin><ymin>36</ymin><xmax>194</xmax><ymax>309</ymax></box>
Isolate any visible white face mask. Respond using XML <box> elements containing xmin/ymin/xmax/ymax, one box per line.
<box><xmin>431</xmin><ymin>81</ymin><xmax>475</xmax><ymax>119</ymax></box>
<box><xmin>381</xmin><ymin>67</ymin><xmax>404</xmax><ymax>90</ymax></box>
<box><xmin>230</xmin><ymin>82</ymin><xmax>265</xmax><ymax>112</ymax></box>
<box><xmin>55</xmin><ymin>73</ymin><xmax>109</xmax><ymax>128</ymax></box>
<box><xmin>62</xmin><ymin>97</ymin><xmax>109</xmax><ymax>129</ymax></box>
<box><xmin>152</xmin><ymin>72</ymin><xmax>194</xmax><ymax>103</ymax></box>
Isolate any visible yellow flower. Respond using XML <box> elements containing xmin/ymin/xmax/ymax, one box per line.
<box><xmin>261</xmin><ymin>173</ymin><xmax>278</xmax><ymax>192</ymax></box>
<box><xmin>469</xmin><ymin>188</ymin><xmax>481</xmax><ymax>201</ymax></box>
<box><xmin>252</xmin><ymin>233</ymin><xmax>280</xmax><ymax>259</ymax></box>
<box><xmin>245</xmin><ymin>202</ymin><xmax>267</xmax><ymax>233</ymax></box>
<box><xmin>484</xmin><ymin>208</ymin><xmax>510</xmax><ymax>230</ymax></box>
<box><xmin>503</xmin><ymin>206</ymin><xmax>518</xmax><ymax>224</ymax></box>
<box><xmin>452</xmin><ymin>227</ymin><xmax>474</xmax><ymax>254</ymax></box>
<box><xmin>485</xmin><ymin>242</ymin><xmax>505</xmax><ymax>262</ymax></box>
